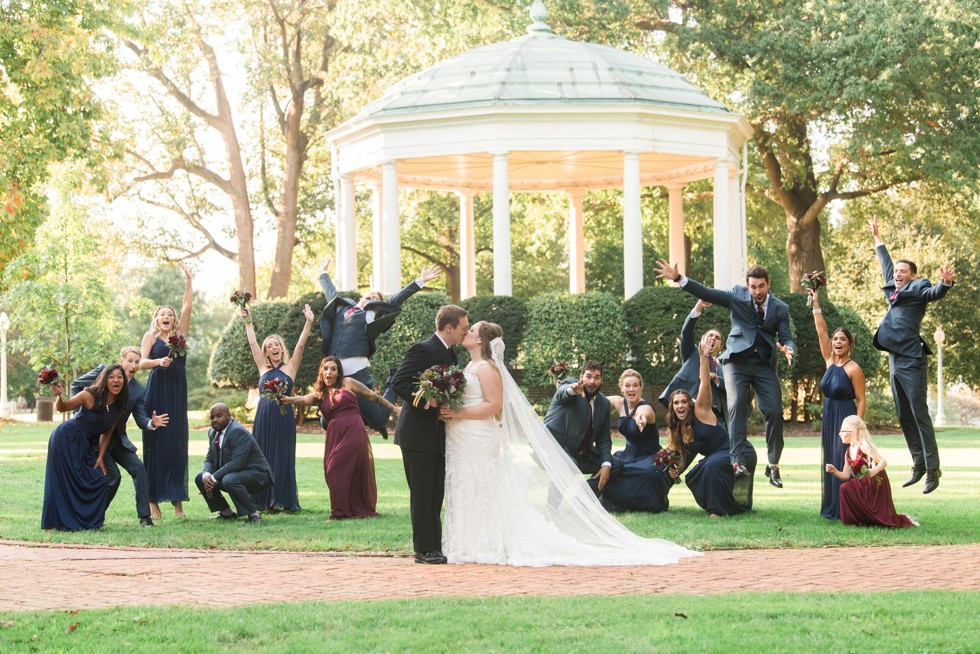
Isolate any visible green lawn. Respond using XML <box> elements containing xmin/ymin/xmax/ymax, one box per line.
<box><xmin>1</xmin><ymin>422</ymin><xmax>978</xmax><ymax>552</ymax></box>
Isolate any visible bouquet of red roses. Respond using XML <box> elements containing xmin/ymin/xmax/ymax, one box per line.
<box><xmin>849</xmin><ymin>454</ymin><xmax>869</xmax><ymax>479</ymax></box>
<box><xmin>260</xmin><ymin>377</ymin><xmax>289</xmax><ymax>415</ymax></box>
<box><xmin>230</xmin><ymin>290</ymin><xmax>253</xmax><ymax>323</ymax></box>
<box><xmin>38</xmin><ymin>366</ymin><xmax>70</xmax><ymax>402</ymax></box>
<box><xmin>653</xmin><ymin>448</ymin><xmax>683</xmax><ymax>469</ymax></box>
<box><xmin>167</xmin><ymin>333</ymin><xmax>188</xmax><ymax>358</ymax></box>
<box><xmin>800</xmin><ymin>271</ymin><xmax>827</xmax><ymax>307</ymax></box>
<box><xmin>548</xmin><ymin>361</ymin><xmax>570</xmax><ymax>388</ymax></box>
<box><xmin>412</xmin><ymin>364</ymin><xmax>467</xmax><ymax>413</ymax></box>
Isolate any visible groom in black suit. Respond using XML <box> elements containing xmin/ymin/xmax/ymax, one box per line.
<box><xmin>869</xmin><ymin>217</ymin><xmax>954</xmax><ymax>493</ymax></box>
<box><xmin>391</xmin><ymin>304</ymin><xmax>469</xmax><ymax>564</ymax></box>
<box><xmin>71</xmin><ymin>346</ymin><xmax>168</xmax><ymax>527</ymax></box>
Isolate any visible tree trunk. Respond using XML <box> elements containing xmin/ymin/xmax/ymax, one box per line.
<box><xmin>445</xmin><ymin>264</ymin><xmax>460</xmax><ymax>302</ymax></box>
<box><xmin>784</xmin><ymin>207</ymin><xmax>825</xmax><ymax>293</ymax></box>
<box><xmin>268</xmin><ymin>100</ymin><xmax>306</xmax><ymax>299</ymax></box>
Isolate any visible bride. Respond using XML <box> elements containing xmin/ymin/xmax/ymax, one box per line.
<box><xmin>439</xmin><ymin>321</ymin><xmax>700</xmax><ymax>567</ymax></box>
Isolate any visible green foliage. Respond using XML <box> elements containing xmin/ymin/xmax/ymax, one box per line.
<box><xmin>522</xmin><ymin>292</ymin><xmax>628</xmax><ymax>386</ymax></box>
<box><xmin>279</xmin><ymin>290</ymin><xmax>329</xmax><ymax>392</ymax></box>
<box><xmin>623</xmin><ymin>287</ymin><xmax>731</xmax><ymax>386</ymax></box>
<box><xmin>372</xmin><ymin>292</ymin><xmax>452</xmax><ymax>388</ymax></box>
<box><xmin>459</xmin><ymin>295</ymin><xmax>528</xmax><ymax>365</ymax></box>
<box><xmin>208</xmin><ymin>301</ymin><xmax>291</xmax><ymax>390</ymax></box>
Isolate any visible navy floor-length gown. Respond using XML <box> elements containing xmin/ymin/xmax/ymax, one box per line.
<box><xmin>142</xmin><ymin>337</ymin><xmax>189</xmax><ymax>502</ymax></box>
<box><xmin>685</xmin><ymin>417</ymin><xmax>755</xmax><ymax>515</ymax></box>
<box><xmin>253</xmin><ymin>364</ymin><xmax>300</xmax><ymax>511</ymax></box>
<box><xmin>41</xmin><ymin>403</ymin><xmax>121</xmax><ymax>530</ymax></box>
<box><xmin>820</xmin><ymin>364</ymin><xmax>856</xmax><ymax>520</ymax></box>
<box><xmin>602</xmin><ymin>400</ymin><xmax>673</xmax><ymax>513</ymax></box>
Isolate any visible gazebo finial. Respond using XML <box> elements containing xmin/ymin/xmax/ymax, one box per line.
<box><xmin>527</xmin><ymin>0</ymin><xmax>553</xmax><ymax>34</ymax></box>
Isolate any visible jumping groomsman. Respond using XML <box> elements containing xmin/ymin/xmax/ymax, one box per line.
<box><xmin>654</xmin><ymin>260</ymin><xmax>795</xmax><ymax>488</ymax></box>
<box><xmin>869</xmin><ymin>217</ymin><xmax>955</xmax><ymax>494</ymax></box>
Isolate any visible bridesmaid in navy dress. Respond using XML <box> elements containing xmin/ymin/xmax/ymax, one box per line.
<box><xmin>140</xmin><ymin>264</ymin><xmax>192</xmax><ymax>520</ymax></box>
<box><xmin>283</xmin><ymin>357</ymin><xmax>399</xmax><ymax>519</ymax></box>
<box><xmin>42</xmin><ymin>365</ymin><xmax>128</xmax><ymax>531</ymax></box>
<box><xmin>669</xmin><ymin>341</ymin><xmax>756</xmax><ymax>516</ymax></box>
<box><xmin>602</xmin><ymin>369</ymin><xmax>676</xmax><ymax>513</ymax></box>
<box><xmin>243</xmin><ymin>303</ymin><xmax>314</xmax><ymax>513</ymax></box>
<box><xmin>811</xmin><ymin>290</ymin><xmax>866</xmax><ymax>520</ymax></box>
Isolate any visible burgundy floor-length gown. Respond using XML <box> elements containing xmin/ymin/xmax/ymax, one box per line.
<box><xmin>839</xmin><ymin>450</ymin><xmax>915</xmax><ymax>528</ymax></box>
<box><xmin>319</xmin><ymin>389</ymin><xmax>380</xmax><ymax>519</ymax></box>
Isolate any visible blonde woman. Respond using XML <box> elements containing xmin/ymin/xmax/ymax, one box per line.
<box><xmin>243</xmin><ymin>304</ymin><xmax>314</xmax><ymax>513</ymax></box>
<box><xmin>140</xmin><ymin>264</ymin><xmax>192</xmax><ymax>520</ymax></box>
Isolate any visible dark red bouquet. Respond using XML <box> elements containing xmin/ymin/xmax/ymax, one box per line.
<box><xmin>38</xmin><ymin>366</ymin><xmax>70</xmax><ymax>402</ymax></box>
<box><xmin>230</xmin><ymin>290</ymin><xmax>253</xmax><ymax>323</ymax></box>
<box><xmin>413</xmin><ymin>364</ymin><xmax>467</xmax><ymax>413</ymax></box>
<box><xmin>801</xmin><ymin>271</ymin><xmax>827</xmax><ymax>307</ymax></box>
<box><xmin>849</xmin><ymin>454</ymin><xmax>869</xmax><ymax>479</ymax></box>
<box><xmin>654</xmin><ymin>448</ymin><xmax>683</xmax><ymax>468</ymax></box>
<box><xmin>261</xmin><ymin>377</ymin><xmax>289</xmax><ymax>415</ymax></box>
<box><xmin>548</xmin><ymin>361</ymin><xmax>570</xmax><ymax>388</ymax></box>
<box><xmin>167</xmin><ymin>333</ymin><xmax>188</xmax><ymax>358</ymax></box>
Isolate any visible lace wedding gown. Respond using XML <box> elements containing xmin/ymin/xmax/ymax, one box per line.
<box><xmin>443</xmin><ymin>340</ymin><xmax>700</xmax><ymax>567</ymax></box>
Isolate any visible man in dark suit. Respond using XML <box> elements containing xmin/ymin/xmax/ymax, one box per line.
<box><xmin>544</xmin><ymin>361</ymin><xmax>623</xmax><ymax>496</ymax></box>
<box><xmin>869</xmin><ymin>217</ymin><xmax>954</xmax><ymax>493</ymax></box>
<box><xmin>72</xmin><ymin>346</ymin><xmax>168</xmax><ymax>527</ymax></box>
<box><xmin>319</xmin><ymin>260</ymin><xmax>442</xmax><ymax>437</ymax></box>
<box><xmin>659</xmin><ymin>299</ymin><xmax>729</xmax><ymax>425</ymax></box>
<box><xmin>195</xmin><ymin>403</ymin><xmax>273</xmax><ymax>523</ymax></box>
<box><xmin>655</xmin><ymin>259</ymin><xmax>796</xmax><ymax>487</ymax></box>
<box><xmin>391</xmin><ymin>304</ymin><xmax>469</xmax><ymax>564</ymax></box>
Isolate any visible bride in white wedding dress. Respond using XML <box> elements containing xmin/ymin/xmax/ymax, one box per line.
<box><xmin>440</xmin><ymin>321</ymin><xmax>700</xmax><ymax>567</ymax></box>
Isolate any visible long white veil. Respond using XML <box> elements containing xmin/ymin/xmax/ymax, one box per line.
<box><xmin>488</xmin><ymin>338</ymin><xmax>700</xmax><ymax>565</ymax></box>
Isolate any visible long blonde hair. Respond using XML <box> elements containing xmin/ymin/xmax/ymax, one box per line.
<box><xmin>261</xmin><ymin>334</ymin><xmax>291</xmax><ymax>367</ymax></box>
<box><xmin>149</xmin><ymin>305</ymin><xmax>179</xmax><ymax>338</ymax></box>
<box><xmin>841</xmin><ymin>415</ymin><xmax>881</xmax><ymax>464</ymax></box>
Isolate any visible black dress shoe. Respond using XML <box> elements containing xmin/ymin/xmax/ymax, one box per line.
<box><xmin>414</xmin><ymin>551</ymin><xmax>448</xmax><ymax>564</ymax></box>
<box><xmin>923</xmin><ymin>469</ymin><xmax>942</xmax><ymax>494</ymax></box>
<box><xmin>210</xmin><ymin>511</ymin><xmax>237</xmax><ymax>520</ymax></box>
<box><xmin>139</xmin><ymin>517</ymin><xmax>154</xmax><ymax>527</ymax></box>
<box><xmin>732</xmin><ymin>463</ymin><xmax>749</xmax><ymax>479</ymax></box>
<box><xmin>902</xmin><ymin>467</ymin><xmax>926</xmax><ymax>488</ymax></box>
<box><xmin>765</xmin><ymin>465</ymin><xmax>783</xmax><ymax>488</ymax></box>
<box><xmin>248</xmin><ymin>513</ymin><xmax>263</xmax><ymax>523</ymax></box>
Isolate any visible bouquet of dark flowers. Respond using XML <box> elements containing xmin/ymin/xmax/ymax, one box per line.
<box><xmin>548</xmin><ymin>361</ymin><xmax>570</xmax><ymax>388</ymax></box>
<box><xmin>261</xmin><ymin>377</ymin><xmax>289</xmax><ymax>415</ymax></box>
<box><xmin>800</xmin><ymin>271</ymin><xmax>827</xmax><ymax>307</ymax></box>
<box><xmin>230</xmin><ymin>290</ymin><xmax>253</xmax><ymax>323</ymax></box>
<box><xmin>849</xmin><ymin>454</ymin><xmax>869</xmax><ymax>479</ymax></box>
<box><xmin>38</xmin><ymin>366</ymin><xmax>69</xmax><ymax>402</ymax></box>
<box><xmin>167</xmin><ymin>333</ymin><xmax>188</xmax><ymax>358</ymax></box>
<box><xmin>654</xmin><ymin>448</ymin><xmax>684</xmax><ymax>485</ymax></box>
<box><xmin>412</xmin><ymin>364</ymin><xmax>467</xmax><ymax>414</ymax></box>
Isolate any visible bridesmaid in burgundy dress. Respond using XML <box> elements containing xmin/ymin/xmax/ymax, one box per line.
<box><xmin>283</xmin><ymin>356</ymin><xmax>398</xmax><ymax>519</ymax></box>
<box><xmin>826</xmin><ymin>415</ymin><xmax>917</xmax><ymax>528</ymax></box>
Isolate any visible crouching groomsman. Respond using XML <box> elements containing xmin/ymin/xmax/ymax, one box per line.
<box><xmin>196</xmin><ymin>403</ymin><xmax>273</xmax><ymax>523</ymax></box>
<box><xmin>72</xmin><ymin>346</ymin><xmax>168</xmax><ymax>527</ymax></box>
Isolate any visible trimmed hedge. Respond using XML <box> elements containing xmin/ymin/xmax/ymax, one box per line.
<box><xmin>522</xmin><ymin>292</ymin><xmax>629</xmax><ymax>386</ymax></box>
<box><xmin>459</xmin><ymin>295</ymin><xmax>528</xmax><ymax>366</ymax></box>
<box><xmin>279</xmin><ymin>290</ymin><xmax>328</xmax><ymax>392</ymax></box>
<box><xmin>371</xmin><ymin>291</ymin><xmax>453</xmax><ymax>385</ymax></box>
<box><xmin>208</xmin><ymin>301</ymin><xmax>292</xmax><ymax>389</ymax></box>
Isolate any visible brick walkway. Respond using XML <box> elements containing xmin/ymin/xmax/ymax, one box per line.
<box><xmin>2</xmin><ymin>540</ymin><xmax>978</xmax><ymax>611</ymax></box>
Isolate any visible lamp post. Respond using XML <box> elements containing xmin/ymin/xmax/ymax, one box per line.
<box><xmin>934</xmin><ymin>325</ymin><xmax>945</xmax><ymax>427</ymax></box>
<box><xmin>0</xmin><ymin>311</ymin><xmax>9</xmax><ymax>417</ymax></box>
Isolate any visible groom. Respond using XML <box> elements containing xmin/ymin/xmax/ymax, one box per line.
<box><xmin>391</xmin><ymin>304</ymin><xmax>469</xmax><ymax>564</ymax></box>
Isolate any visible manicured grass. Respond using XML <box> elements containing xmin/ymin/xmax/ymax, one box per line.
<box><xmin>1</xmin><ymin>592</ymin><xmax>978</xmax><ymax>653</ymax></box>
<box><xmin>1</xmin><ymin>422</ymin><xmax>978</xmax><ymax>552</ymax></box>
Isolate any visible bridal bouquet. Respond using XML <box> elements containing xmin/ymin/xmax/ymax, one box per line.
<box><xmin>230</xmin><ymin>290</ymin><xmax>253</xmax><ymax>323</ymax></box>
<box><xmin>800</xmin><ymin>271</ymin><xmax>827</xmax><ymax>307</ymax></box>
<box><xmin>38</xmin><ymin>366</ymin><xmax>69</xmax><ymax>402</ymax></box>
<box><xmin>413</xmin><ymin>364</ymin><xmax>467</xmax><ymax>412</ymax></box>
<box><xmin>260</xmin><ymin>377</ymin><xmax>289</xmax><ymax>415</ymax></box>
<box><xmin>548</xmin><ymin>361</ymin><xmax>570</xmax><ymax>388</ymax></box>
<box><xmin>167</xmin><ymin>333</ymin><xmax>188</xmax><ymax>358</ymax></box>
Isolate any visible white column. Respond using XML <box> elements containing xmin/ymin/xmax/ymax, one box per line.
<box><xmin>728</xmin><ymin>171</ymin><xmax>744</xmax><ymax>285</ymax></box>
<box><xmin>622</xmin><ymin>151</ymin><xmax>643</xmax><ymax>299</ymax></box>
<box><xmin>712</xmin><ymin>160</ymin><xmax>733</xmax><ymax>288</ymax></box>
<box><xmin>382</xmin><ymin>161</ymin><xmax>401</xmax><ymax>296</ymax></box>
<box><xmin>568</xmin><ymin>191</ymin><xmax>586</xmax><ymax>293</ymax></box>
<box><xmin>491</xmin><ymin>151</ymin><xmax>512</xmax><ymax>296</ymax></box>
<box><xmin>667</xmin><ymin>184</ymin><xmax>686</xmax><ymax>278</ymax></box>
<box><xmin>458</xmin><ymin>190</ymin><xmax>476</xmax><ymax>299</ymax></box>
<box><xmin>340</xmin><ymin>175</ymin><xmax>357</xmax><ymax>290</ymax></box>
<box><xmin>371</xmin><ymin>183</ymin><xmax>384</xmax><ymax>292</ymax></box>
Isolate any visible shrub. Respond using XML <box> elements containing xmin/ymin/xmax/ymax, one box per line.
<box><xmin>459</xmin><ymin>295</ymin><xmax>528</xmax><ymax>365</ymax></box>
<box><xmin>207</xmin><ymin>301</ymin><xmax>291</xmax><ymax>389</ymax></box>
<box><xmin>522</xmin><ymin>292</ymin><xmax>629</xmax><ymax>386</ymax></box>
<box><xmin>371</xmin><ymin>291</ymin><xmax>453</xmax><ymax>386</ymax></box>
<box><xmin>278</xmin><ymin>290</ymin><xmax>329</xmax><ymax>392</ymax></box>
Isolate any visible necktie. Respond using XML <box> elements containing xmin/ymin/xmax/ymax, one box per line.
<box><xmin>889</xmin><ymin>289</ymin><xmax>898</xmax><ymax>303</ymax></box>
<box><xmin>345</xmin><ymin>306</ymin><xmax>360</xmax><ymax>318</ymax></box>
<box><xmin>756</xmin><ymin>302</ymin><xmax>765</xmax><ymax>321</ymax></box>
<box><xmin>215</xmin><ymin>431</ymin><xmax>222</xmax><ymax>461</ymax></box>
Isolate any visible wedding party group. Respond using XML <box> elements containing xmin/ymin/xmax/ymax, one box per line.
<box><xmin>39</xmin><ymin>217</ymin><xmax>953</xmax><ymax>567</ymax></box>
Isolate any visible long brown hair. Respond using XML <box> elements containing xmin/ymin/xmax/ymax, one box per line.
<box><xmin>475</xmin><ymin>321</ymin><xmax>503</xmax><ymax>360</ymax></box>
<box><xmin>665</xmin><ymin>389</ymin><xmax>695</xmax><ymax>452</ymax></box>
<box><xmin>313</xmin><ymin>356</ymin><xmax>344</xmax><ymax>403</ymax></box>
<box><xmin>85</xmin><ymin>364</ymin><xmax>129</xmax><ymax>414</ymax></box>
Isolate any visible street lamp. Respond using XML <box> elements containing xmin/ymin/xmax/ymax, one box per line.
<box><xmin>934</xmin><ymin>325</ymin><xmax>945</xmax><ymax>427</ymax></box>
<box><xmin>0</xmin><ymin>311</ymin><xmax>9</xmax><ymax>417</ymax></box>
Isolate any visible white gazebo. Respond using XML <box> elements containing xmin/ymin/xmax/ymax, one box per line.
<box><xmin>325</xmin><ymin>0</ymin><xmax>753</xmax><ymax>298</ymax></box>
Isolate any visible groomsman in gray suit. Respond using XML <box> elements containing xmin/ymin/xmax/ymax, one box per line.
<box><xmin>869</xmin><ymin>217</ymin><xmax>955</xmax><ymax>494</ymax></box>
<box><xmin>655</xmin><ymin>260</ymin><xmax>796</xmax><ymax>487</ymax></box>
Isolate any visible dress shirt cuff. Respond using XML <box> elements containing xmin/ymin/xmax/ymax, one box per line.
<box><xmin>690</xmin><ymin>309</ymin><xmax>701</xmax><ymax>318</ymax></box>
<box><xmin>414</xmin><ymin>278</ymin><xmax>425</xmax><ymax>289</ymax></box>
<box><xmin>145</xmin><ymin>423</ymin><xmax>156</xmax><ymax>431</ymax></box>
<box><xmin>678</xmin><ymin>276</ymin><xmax>689</xmax><ymax>287</ymax></box>
<box><xmin>601</xmin><ymin>462</ymin><xmax>612</xmax><ymax>469</ymax></box>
